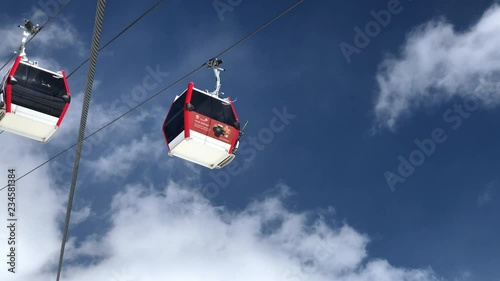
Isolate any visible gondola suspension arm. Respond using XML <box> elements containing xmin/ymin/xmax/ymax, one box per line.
<box><xmin>16</xmin><ymin>20</ymin><xmax>40</xmax><ymax>63</ymax></box>
<box><xmin>206</xmin><ymin>58</ymin><xmax>225</xmax><ymax>98</ymax></box>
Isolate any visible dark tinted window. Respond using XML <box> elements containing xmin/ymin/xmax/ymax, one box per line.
<box><xmin>14</xmin><ymin>63</ymin><xmax>67</xmax><ymax>97</ymax></box>
<box><xmin>163</xmin><ymin>92</ymin><xmax>186</xmax><ymax>143</ymax></box>
<box><xmin>190</xmin><ymin>90</ymin><xmax>237</xmax><ymax>127</ymax></box>
<box><xmin>9</xmin><ymin>63</ymin><xmax>68</xmax><ymax>117</ymax></box>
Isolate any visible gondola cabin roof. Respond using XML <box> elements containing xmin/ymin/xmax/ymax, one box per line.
<box><xmin>162</xmin><ymin>82</ymin><xmax>240</xmax><ymax>169</ymax></box>
<box><xmin>0</xmin><ymin>56</ymin><xmax>71</xmax><ymax>142</ymax></box>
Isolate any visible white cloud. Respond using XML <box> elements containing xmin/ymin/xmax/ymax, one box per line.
<box><xmin>477</xmin><ymin>181</ymin><xmax>496</xmax><ymax>207</ymax></box>
<box><xmin>49</xmin><ymin>84</ymin><xmax>165</xmax><ymax>148</ymax></box>
<box><xmin>31</xmin><ymin>13</ymin><xmax>85</xmax><ymax>54</ymax></box>
<box><xmin>0</xmin><ymin>141</ymin><xmax>448</xmax><ymax>281</ymax></box>
<box><xmin>70</xmin><ymin>205</ymin><xmax>92</xmax><ymax>225</ymax></box>
<box><xmin>0</xmin><ymin>27</ymin><xmax>25</xmax><ymax>60</ymax></box>
<box><xmin>453</xmin><ymin>270</ymin><xmax>472</xmax><ymax>281</ymax></box>
<box><xmin>82</xmin><ymin>133</ymin><xmax>166</xmax><ymax>182</ymax></box>
<box><xmin>477</xmin><ymin>189</ymin><xmax>492</xmax><ymax>206</ymax></box>
<box><xmin>373</xmin><ymin>4</ymin><xmax>500</xmax><ymax>130</ymax></box>
<box><xmin>2</xmin><ymin>182</ymin><xmax>441</xmax><ymax>281</ymax></box>
<box><xmin>0</xmin><ymin>11</ymin><xmax>84</xmax><ymax>61</ymax></box>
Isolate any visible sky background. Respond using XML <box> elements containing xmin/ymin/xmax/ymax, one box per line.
<box><xmin>0</xmin><ymin>0</ymin><xmax>499</xmax><ymax>280</ymax></box>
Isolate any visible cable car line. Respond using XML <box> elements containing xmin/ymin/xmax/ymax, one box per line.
<box><xmin>0</xmin><ymin>0</ymin><xmax>72</xmax><ymax>73</ymax></box>
<box><xmin>212</xmin><ymin>0</ymin><xmax>305</xmax><ymax>59</ymax></box>
<box><xmin>55</xmin><ymin>0</ymin><xmax>106</xmax><ymax>280</ymax></box>
<box><xmin>0</xmin><ymin>0</ymin><xmax>305</xmax><ymax>192</ymax></box>
<box><xmin>66</xmin><ymin>0</ymin><xmax>164</xmax><ymax>79</ymax></box>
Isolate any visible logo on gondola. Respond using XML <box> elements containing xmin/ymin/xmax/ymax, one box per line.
<box><xmin>195</xmin><ymin>114</ymin><xmax>208</xmax><ymax>122</ymax></box>
<box><xmin>213</xmin><ymin>124</ymin><xmax>231</xmax><ymax>138</ymax></box>
<box><xmin>223</xmin><ymin>126</ymin><xmax>231</xmax><ymax>137</ymax></box>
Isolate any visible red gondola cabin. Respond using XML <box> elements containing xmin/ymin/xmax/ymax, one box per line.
<box><xmin>0</xmin><ymin>20</ymin><xmax>71</xmax><ymax>142</ymax></box>
<box><xmin>162</xmin><ymin>82</ymin><xmax>240</xmax><ymax>169</ymax></box>
<box><xmin>0</xmin><ymin>56</ymin><xmax>71</xmax><ymax>142</ymax></box>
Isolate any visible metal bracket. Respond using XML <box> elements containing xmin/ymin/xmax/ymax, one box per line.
<box><xmin>19</xmin><ymin>20</ymin><xmax>40</xmax><ymax>35</ymax></box>
<box><xmin>16</xmin><ymin>20</ymin><xmax>39</xmax><ymax>62</ymax></box>
<box><xmin>205</xmin><ymin>58</ymin><xmax>225</xmax><ymax>98</ymax></box>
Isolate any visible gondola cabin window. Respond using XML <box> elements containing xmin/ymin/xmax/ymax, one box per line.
<box><xmin>10</xmin><ymin>62</ymin><xmax>68</xmax><ymax>118</ymax></box>
<box><xmin>189</xmin><ymin>89</ymin><xmax>238</xmax><ymax>128</ymax></box>
<box><xmin>163</xmin><ymin>92</ymin><xmax>186</xmax><ymax>143</ymax></box>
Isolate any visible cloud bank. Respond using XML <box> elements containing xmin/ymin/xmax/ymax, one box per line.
<box><xmin>373</xmin><ymin>4</ymin><xmax>500</xmax><ymax>130</ymax></box>
<box><xmin>0</xmin><ymin>179</ymin><xmax>445</xmax><ymax>281</ymax></box>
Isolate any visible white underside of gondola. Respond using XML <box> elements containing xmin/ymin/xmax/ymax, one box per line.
<box><xmin>0</xmin><ymin>104</ymin><xmax>58</xmax><ymax>142</ymax></box>
<box><xmin>168</xmin><ymin>130</ymin><xmax>235</xmax><ymax>169</ymax></box>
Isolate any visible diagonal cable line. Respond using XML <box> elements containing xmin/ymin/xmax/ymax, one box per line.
<box><xmin>67</xmin><ymin>0</ymin><xmax>164</xmax><ymax>78</ymax></box>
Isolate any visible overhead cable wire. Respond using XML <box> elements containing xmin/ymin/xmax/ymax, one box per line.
<box><xmin>54</xmin><ymin>0</ymin><xmax>106</xmax><ymax>280</ymax></box>
<box><xmin>66</xmin><ymin>0</ymin><xmax>164</xmax><ymax>78</ymax></box>
<box><xmin>0</xmin><ymin>0</ymin><xmax>306</xmax><ymax>191</ymax></box>
<box><xmin>212</xmin><ymin>0</ymin><xmax>304</xmax><ymax>58</ymax></box>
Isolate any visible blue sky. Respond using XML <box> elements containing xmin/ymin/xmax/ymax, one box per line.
<box><xmin>0</xmin><ymin>0</ymin><xmax>499</xmax><ymax>280</ymax></box>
